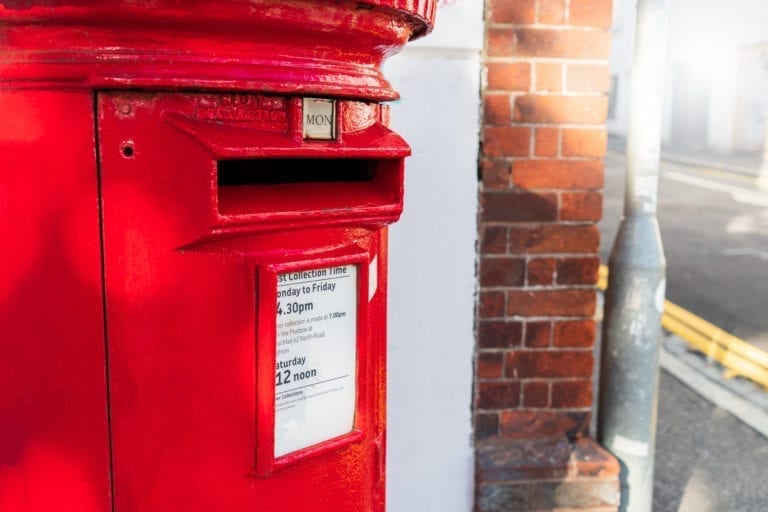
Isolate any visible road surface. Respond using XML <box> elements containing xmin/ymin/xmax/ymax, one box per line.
<box><xmin>601</xmin><ymin>151</ymin><xmax>768</xmax><ymax>349</ymax></box>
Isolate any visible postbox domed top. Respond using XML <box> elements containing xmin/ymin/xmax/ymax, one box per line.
<box><xmin>0</xmin><ymin>0</ymin><xmax>436</xmax><ymax>100</ymax></box>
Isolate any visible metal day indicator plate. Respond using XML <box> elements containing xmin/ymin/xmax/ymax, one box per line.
<box><xmin>302</xmin><ymin>98</ymin><xmax>336</xmax><ymax>140</ymax></box>
<box><xmin>274</xmin><ymin>264</ymin><xmax>357</xmax><ymax>457</ymax></box>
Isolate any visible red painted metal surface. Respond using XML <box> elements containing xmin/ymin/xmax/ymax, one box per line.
<box><xmin>1</xmin><ymin>2</ymin><xmax>431</xmax><ymax>510</ymax></box>
<box><xmin>0</xmin><ymin>0</ymin><xmax>435</xmax><ymax>99</ymax></box>
<box><xmin>0</xmin><ymin>92</ymin><xmax>112</xmax><ymax>512</ymax></box>
<box><xmin>98</xmin><ymin>91</ymin><xmax>402</xmax><ymax>511</ymax></box>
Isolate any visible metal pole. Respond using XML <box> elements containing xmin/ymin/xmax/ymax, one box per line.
<box><xmin>598</xmin><ymin>0</ymin><xmax>668</xmax><ymax>510</ymax></box>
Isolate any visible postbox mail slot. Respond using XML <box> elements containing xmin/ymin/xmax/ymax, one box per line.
<box><xmin>216</xmin><ymin>157</ymin><xmax>402</xmax><ymax>217</ymax></box>
<box><xmin>218</xmin><ymin>158</ymin><xmax>376</xmax><ymax>185</ymax></box>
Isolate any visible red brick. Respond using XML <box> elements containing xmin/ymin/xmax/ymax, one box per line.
<box><xmin>554</xmin><ymin>320</ymin><xmax>596</xmax><ymax>348</ymax></box>
<box><xmin>528</xmin><ymin>479</ymin><xmax>619</xmax><ymax>509</ymax></box>
<box><xmin>479</xmin><ymin>291</ymin><xmax>505</xmax><ymax>318</ymax></box>
<box><xmin>487</xmin><ymin>28</ymin><xmax>517</xmax><ymax>57</ymax></box>
<box><xmin>557</xmin><ymin>256</ymin><xmax>600</xmax><ymax>285</ymax></box>
<box><xmin>507</xmin><ymin>289</ymin><xmax>596</xmax><ymax>316</ymax></box>
<box><xmin>534</xmin><ymin>127</ymin><xmax>559</xmax><ymax>157</ymax></box>
<box><xmin>561</xmin><ymin>191</ymin><xmax>603</xmax><ymax>221</ymax></box>
<box><xmin>484</xmin><ymin>94</ymin><xmax>512</xmax><ymax>126</ymax></box>
<box><xmin>478</xmin><ymin>352</ymin><xmax>505</xmax><ymax>379</ymax></box>
<box><xmin>476</xmin><ymin>439</ymin><xmax>620</xmax><ymax>490</ymax></box>
<box><xmin>569</xmin><ymin>0</ymin><xmax>614</xmax><ymax>28</ymax></box>
<box><xmin>477</xmin><ymin>382</ymin><xmax>521</xmax><ymax>409</ymax></box>
<box><xmin>514</xmin><ymin>95</ymin><xmax>609</xmax><ymax>124</ymax></box>
<box><xmin>506</xmin><ymin>351</ymin><xmax>594</xmax><ymax>378</ymax></box>
<box><xmin>478</xmin><ymin>321</ymin><xmax>524</xmax><ymax>348</ymax></box>
<box><xmin>538</xmin><ymin>0</ymin><xmax>566</xmax><ymax>24</ymax></box>
<box><xmin>523</xmin><ymin>381</ymin><xmax>550</xmax><ymax>407</ymax></box>
<box><xmin>480</xmin><ymin>159</ymin><xmax>511</xmax><ymax>190</ymax></box>
<box><xmin>483</xmin><ymin>94</ymin><xmax>512</xmax><ymax>126</ymax></box>
<box><xmin>562</xmin><ymin>128</ymin><xmax>607</xmax><ymax>157</ymax></box>
<box><xmin>476</xmin><ymin>412</ymin><xmax>500</xmax><ymax>439</ymax></box>
<box><xmin>513</xmin><ymin>28</ymin><xmax>611</xmax><ymax>59</ymax></box>
<box><xmin>567</xmin><ymin>64</ymin><xmax>611</xmax><ymax>92</ymax></box>
<box><xmin>482</xmin><ymin>226</ymin><xmax>508</xmax><ymax>254</ymax></box>
<box><xmin>487</xmin><ymin>62</ymin><xmax>531</xmax><ymax>91</ymax></box>
<box><xmin>476</xmin><ymin>438</ymin><xmax>573</xmax><ymax>481</ymax></box>
<box><xmin>535</xmin><ymin>62</ymin><xmax>562</xmax><ymax>92</ymax></box>
<box><xmin>483</xmin><ymin>126</ymin><xmax>530</xmax><ymax>157</ymax></box>
<box><xmin>527</xmin><ymin>258</ymin><xmax>555</xmax><ymax>286</ymax></box>
<box><xmin>572</xmin><ymin>438</ymin><xmax>621</xmax><ymax>476</ymax></box>
<box><xmin>507</xmin><ymin>225</ymin><xmax>599</xmax><ymax>254</ymax></box>
<box><xmin>481</xmin><ymin>257</ymin><xmax>526</xmax><ymax>287</ymax></box>
<box><xmin>489</xmin><ymin>0</ymin><xmax>536</xmax><ymax>23</ymax></box>
<box><xmin>481</xmin><ymin>191</ymin><xmax>558</xmax><ymax>222</ymax></box>
<box><xmin>512</xmin><ymin>160</ymin><xmax>604</xmax><ymax>189</ymax></box>
<box><xmin>552</xmin><ymin>380</ymin><xmax>593</xmax><ymax>408</ymax></box>
<box><xmin>500</xmin><ymin>410</ymin><xmax>590</xmax><ymax>439</ymax></box>
<box><xmin>525</xmin><ymin>321</ymin><xmax>552</xmax><ymax>348</ymax></box>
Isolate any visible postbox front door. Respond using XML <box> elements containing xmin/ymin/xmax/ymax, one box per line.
<box><xmin>96</xmin><ymin>92</ymin><xmax>407</xmax><ymax>512</ymax></box>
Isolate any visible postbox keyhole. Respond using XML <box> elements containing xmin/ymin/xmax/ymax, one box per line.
<box><xmin>121</xmin><ymin>143</ymin><xmax>135</xmax><ymax>158</ymax></box>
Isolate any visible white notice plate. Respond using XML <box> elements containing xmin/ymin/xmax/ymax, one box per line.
<box><xmin>274</xmin><ymin>264</ymin><xmax>357</xmax><ymax>457</ymax></box>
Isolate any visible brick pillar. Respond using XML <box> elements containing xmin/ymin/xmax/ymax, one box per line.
<box><xmin>476</xmin><ymin>1</ymin><xmax>620</xmax><ymax>511</ymax></box>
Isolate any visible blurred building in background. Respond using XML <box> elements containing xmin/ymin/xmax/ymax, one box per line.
<box><xmin>609</xmin><ymin>0</ymin><xmax>768</xmax><ymax>155</ymax></box>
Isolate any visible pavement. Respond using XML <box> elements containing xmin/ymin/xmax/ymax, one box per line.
<box><xmin>609</xmin><ymin>135</ymin><xmax>766</xmax><ymax>178</ymax></box>
<box><xmin>655</xmin><ymin>344</ymin><xmax>768</xmax><ymax>512</ymax></box>
<box><xmin>660</xmin><ymin>148</ymin><xmax>764</xmax><ymax>178</ymax></box>
<box><xmin>601</xmin><ymin>139</ymin><xmax>768</xmax><ymax>511</ymax></box>
<box><xmin>594</xmin><ymin>331</ymin><xmax>768</xmax><ymax>512</ymax></box>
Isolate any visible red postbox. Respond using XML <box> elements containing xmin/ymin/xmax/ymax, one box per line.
<box><xmin>0</xmin><ymin>2</ymin><xmax>434</xmax><ymax>511</ymax></box>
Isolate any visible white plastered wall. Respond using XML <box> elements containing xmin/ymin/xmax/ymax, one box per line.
<box><xmin>384</xmin><ymin>1</ymin><xmax>483</xmax><ymax>510</ymax></box>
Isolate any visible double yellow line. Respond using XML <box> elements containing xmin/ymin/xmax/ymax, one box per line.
<box><xmin>598</xmin><ymin>265</ymin><xmax>768</xmax><ymax>390</ymax></box>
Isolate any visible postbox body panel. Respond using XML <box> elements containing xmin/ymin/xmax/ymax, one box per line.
<box><xmin>97</xmin><ymin>92</ymin><xmax>395</xmax><ymax>511</ymax></box>
<box><xmin>0</xmin><ymin>91</ymin><xmax>112</xmax><ymax>511</ymax></box>
<box><xmin>1</xmin><ymin>2</ymin><xmax>433</xmax><ymax>510</ymax></box>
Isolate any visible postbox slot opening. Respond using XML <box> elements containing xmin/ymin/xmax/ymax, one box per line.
<box><xmin>216</xmin><ymin>158</ymin><xmax>401</xmax><ymax>217</ymax></box>
<box><xmin>217</xmin><ymin>158</ymin><xmax>376</xmax><ymax>186</ymax></box>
